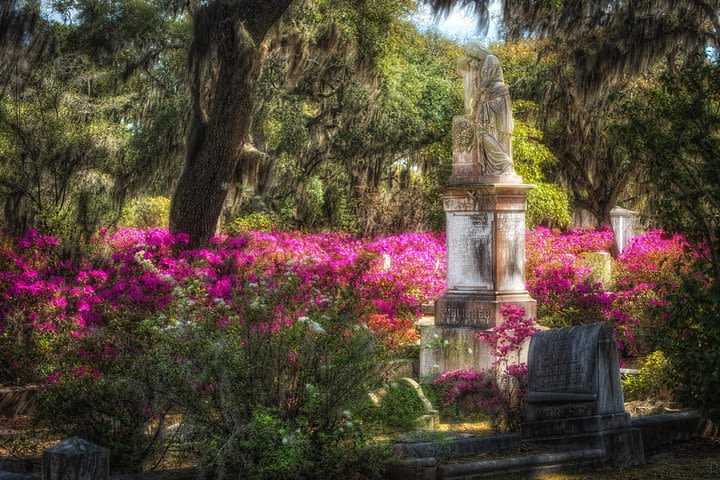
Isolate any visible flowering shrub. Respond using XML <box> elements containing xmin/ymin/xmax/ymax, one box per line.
<box><xmin>38</xmin><ymin>258</ymin><xmax>398</xmax><ymax>476</ymax></box>
<box><xmin>525</xmin><ymin>226</ymin><xmax>614</xmax><ymax>279</ymax></box>
<box><xmin>433</xmin><ymin>368</ymin><xmax>499</xmax><ymax>408</ymax></box>
<box><xmin>0</xmin><ymin>228</ymin><xmax>446</xmax><ymax>385</ymax></box>
<box><xmin>0</xmin><ymin>228</ymin><xmax>71</xmax><ymax>383</ymax></box>
<box><xmin>525</xmin><ymin>229</ymin><xmax>617</xmax><ymax>342</ymax></box>
<box><xmin>0</xmin><ymin>224</ymin><xmax>689</xmax><ymax>386</ymax></box>
<box><xmin>476</xmin><ymin>304</ymin><xmax>540</xmax><ymax>368</ymax></box>
<box><xmin>433</xmin><ymin>305</ymin><xmax>539</xmax><ymax>432</ymax></box>
<box><xmin>614</xmin><ymin>230</ymin><xmax>689</xmax><ymax>291</ymax></box>
<box><xmin>525</xmin><ymin>227</ymin><xmax>691</xmax><ymax>358</ymax></box>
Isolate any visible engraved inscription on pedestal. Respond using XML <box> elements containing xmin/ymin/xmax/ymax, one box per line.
<box><xmin>443</xmin><ymin>197</ymin><xmax>476</xmax><ymax>212</ymax></box>
<box><xmin>440</xmin><ymin>304</ymin><xmax>492</xmax><ymax>327</ymax></box>
<box><xmin>443</xmin><ymin>194</ymin><xmax>494</xmax><ymax>212</ymax></box>
<box><xmin>496</xmin><ymin>211</ymin><xmax>525</xmax><ymax>291</ymax></box>
<box><xmin>533</xmin><ymin>404</ymin><xmax>595</xmax><ymax>420</ymax></box>
<box><xmin>446</xmin><ymin>212</ymin><xmax>493</xmax><ymax>290</ymax></box>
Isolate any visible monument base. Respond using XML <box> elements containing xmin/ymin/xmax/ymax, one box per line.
<box><xmin>522</xmin><ymin>400</ymin><xmax>645</xmax><ymax>468</ymax></box>
<box><xmin>523</xmin><ymin>426</ymin><xmax>645</xmax><ymax>469</ymax></box>
<box><xmin>418</xmin><ymin>324</ymin><xmax>494</xmax><ymax>378</ymax></box>
<box><xmin>419</xmin><ymin>290</ymin><xmax>536</xmax><ymax>378</ymax></box>
<box><xmin>523</xmin><ymin>412</ymin><xmax>633</xmax><ymax>437</ymax></box>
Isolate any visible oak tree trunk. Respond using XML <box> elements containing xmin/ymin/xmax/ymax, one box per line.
<box><xmin>169</xmin><ymin>1</ymin><xmax>293</xmax><ymax>248</ymax></box>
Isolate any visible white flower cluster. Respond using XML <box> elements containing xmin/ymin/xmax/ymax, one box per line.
<box><xmin>171</xmin><ymin>285</ymin><xmax>197</xmax><ymax>310</ymax></box>
<box><xmin>250</xmin><ymin>297</ymin><xmax>265</xmax><ymax>311</ymax></box>
<box><xmin>338</xmin><ymin>410</ymin><xmax>354</xmax><ymax>434</ymax></box>
<box><xmin>133</xmin><ymin>250</ymin><xmax>157</xmax><ymax>273</ymax></box>
<box><xmin>212</xmin><ymin>297</ymin><xmax>228</xmax><ymax>309</ymax></box>
<box><xmin>297</xmin><ymin>316</ymin><xmax>325</xmax><ymax>334</ymax></box>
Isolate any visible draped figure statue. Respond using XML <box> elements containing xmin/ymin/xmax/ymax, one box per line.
<box><xmin>457</xmin><ymin>42</ymin><xmax>514</xmax><ymax>176</ymax></box>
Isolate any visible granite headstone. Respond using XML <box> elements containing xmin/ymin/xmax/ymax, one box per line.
<box><xmin>522</xmin><ymin>323</ymin><xmax>645</xmax><ymax>468</ymax></box>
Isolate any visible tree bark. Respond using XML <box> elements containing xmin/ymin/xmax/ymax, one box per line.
<box><xmin>169</xmin><ymin>0</ymin><xmax>293</xmax><ymax>247</ymax></box>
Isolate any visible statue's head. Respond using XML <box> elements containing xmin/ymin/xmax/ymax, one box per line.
<box><xmin>465</xmin><ymin>41</ymin><xmax>493</xmax><ymax>62</ymax></box>
<box><xmin>464</xmin><ymin>41</ymin><xmax>504</xmax><ymax>84</ymax></box>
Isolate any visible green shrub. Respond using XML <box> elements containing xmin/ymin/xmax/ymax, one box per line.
<box><xmin>37</xmin><ymin>370</ymin><xmax>171</xmax><ymax>473</ymax></box>
<box><xmin>36</xmin><ymin>307</ymin><xmax>175</xmax><ymax>473</ymax></box>
<box><xmin>657</xmin><ymin>260</ymin><xmax>720</xmax><ymax>421</ymax></box>
<box><xmin>227</xmin><ymin>212</ymin><xmax>277</xmax><ymax>233</ymax></box>
<box><xmin>371</xmin><ymin>381</ymin><xmax>430</xmax><ymax>430</ymax></box>
<box><xmin>526</xmin><ymin>183</ymin><xmax>572</xmax><ymax>229</ymax></box>
<box><xmin>211</xmin><ymin>410</ymin><xmax>312</xmax><ymax>478</ymax></box>
<box><xmin>0</xmin><ymin>310</ymin><xmax>64</xmax><ymax>385</ymax></box>
<box><xmin>120</xmin><ymin>196</ymin><xmax>170</xmax><ymax>228</ymax></box>
<box><xmin>38</xmin><ymin>265</ymin><xmax>395</xmax><ymax>478</ymax></box>
<box><xmin>162</xmin><ymin>276</ymin><xmax>394</xmax><ymax>479</ymax></box>
<box><xmin>622</xmin><ymin>350</ymin><xmax>673</xmax><ymax>402</ymax></box>
<box><xmin>513</xmin><ymin>113</ymin><xmax>571</xmax><ymax>229</ymax></box>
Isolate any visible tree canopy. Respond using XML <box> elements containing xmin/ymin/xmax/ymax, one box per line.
<box><xmin>4</xmin><ymin>0</ymin><xmax>716</xmax><ymax>243</ymax></box>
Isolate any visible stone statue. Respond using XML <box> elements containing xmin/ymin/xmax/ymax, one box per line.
<box><xmin>456</xmin><ymin>42</ymin><xmax>514</xmax><ymax>176</ymax></box>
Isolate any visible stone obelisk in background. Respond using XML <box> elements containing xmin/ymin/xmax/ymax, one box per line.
<box><xmin>420</xmin><ymin>43</ymin><xmax>536</xmax><ymax>376</ymax></box>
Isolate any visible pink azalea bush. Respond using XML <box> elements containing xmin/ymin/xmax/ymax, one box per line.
<box><xmin>476</xmin><ymin>304</ymin><xmax>541</xmax><ymax>368</ymax></box>
<box><xmin>614</xmin><ymin>230</ymin><xmax>692</xmax><ymax>354</ymax></box>
<box><xmin>0</xmin><ymin>224</ymin><xmax>689</xmax><ymax>384</ymax></box>
<box><xmin>0</xmin><ymin>228</ymin><xmax>445</xmax><ymax>384</ymax></box>
<box><xmin>614</xmin><ymin>230</ymin><xmax>690</xmax><ymax>290</ymax></box>
<box><xmin>525</xmin><ymin>227</ymin><xmax>690</xmax><ymax>358</ymax></box>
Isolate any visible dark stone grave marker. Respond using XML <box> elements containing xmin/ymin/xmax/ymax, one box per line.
<box><xmin>522</xmin><ymin>323</ymin><xmax>645</xmax><ymax>467</ymax></box>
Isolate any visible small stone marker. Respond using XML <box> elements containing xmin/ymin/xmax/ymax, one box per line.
<box><xmin>522</xmin><ymin>323</ymin><xmax>644</xmax><ymax>468</ymax></box>
<box><xmin>42</xmin><ymin>437</ymin><xmax>109</xmax><ymax>480</ymax></box>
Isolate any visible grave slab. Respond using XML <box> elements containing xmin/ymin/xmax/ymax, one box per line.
<box><xmin>522</xmin><ymin>323</ymin><xmax>645</xmax><ymax>468</ymax></box>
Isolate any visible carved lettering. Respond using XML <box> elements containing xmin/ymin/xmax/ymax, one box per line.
<box><xmin>496</xmin><ymin>212</ymin><xmax>525</xmax><ymax>291</ymax></box>
<box><xmin>444</xmin><ymin>197</ymin><xmax>474</xmax><ymax>212</ymax></box>
<box><xmin>444</xmin><ymin>196</ymin><xmax>494</xmax><ymax>212</ymax></box>
<box><xmin>534</xmin><ymin>405</ymin><xmax>593</xmax><ymax>420</ymax></box>
<box><xmin>439</xmin><ymin>306</ymin><xmax>492</xmax><ymax>327</ymax></box>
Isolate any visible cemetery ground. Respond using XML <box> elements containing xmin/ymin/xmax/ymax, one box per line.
<box><xmin>2</xmin><ymin>403</ymin><xmax>719</xmax><ymax>478</ymax></box>
<box><xmin>536</xmin><ymin>437</ymin><xmax>720</xmax><ymax>480</ymax></box>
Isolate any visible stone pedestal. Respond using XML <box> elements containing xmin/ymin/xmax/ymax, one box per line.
<box><xmin>420</xmin><ymin>180</ymin><xmax>536</xmax><ymax>377</ymax></box>
<box><xmin>420</xmin><ymin>62</ymin><xmax>537</xmax><ymax>376</ymax></box>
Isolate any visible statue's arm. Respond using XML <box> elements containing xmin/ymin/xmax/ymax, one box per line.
<box><xmin>471</xmin><ymin>88</ymin><xmax>485</xmax><ymax>116</ymax></box>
